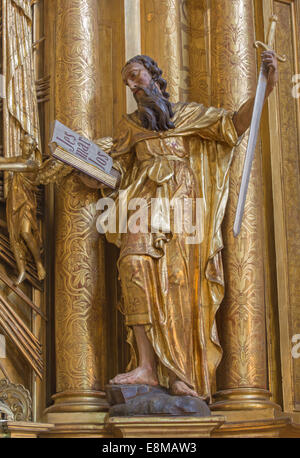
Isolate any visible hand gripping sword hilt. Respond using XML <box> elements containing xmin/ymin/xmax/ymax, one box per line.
<box><xmin>254</xmin><ymin>41</ymin><xmax>287</xmax><ymax>62</ymax></box>
<box><xmin>254</xmin><ymin>14</ymin><xmax>287</xmax><ymax>62</ymax></box>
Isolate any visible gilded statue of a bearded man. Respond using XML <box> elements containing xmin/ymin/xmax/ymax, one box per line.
<box><xmin>81</xmin><ymin>52</ymin><xmax>278</xmax><ymax>402</ymax></box>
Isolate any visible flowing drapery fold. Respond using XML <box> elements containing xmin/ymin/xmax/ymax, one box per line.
<box><xmin>5</xmin><ymin>0</ymin><xmax>41</xmax><ymax>157</ymax></box>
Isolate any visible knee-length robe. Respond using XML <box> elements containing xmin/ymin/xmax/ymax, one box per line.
<box><xmin>96</xmin><ymin>101</ymin><xmax>240</xmax><ymax>402</ymax></box>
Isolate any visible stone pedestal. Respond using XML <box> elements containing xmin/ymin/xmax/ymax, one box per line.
<box><xmin>106</xmin><ymin>384</ymin><xmax>211</xmax><ymax>417</ymax></box>
<box><xmin>108</xmin><ymin>416</ymin><xmax>225</xmax><ymax>438</ymax></box>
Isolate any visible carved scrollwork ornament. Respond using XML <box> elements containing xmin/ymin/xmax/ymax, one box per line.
<box><xmin>0</xmin><ymin>399</ymin><xmax>14</xmax><ymax>421</ymax></box>
<box><xmin>0</xmin><ymin>379</ymin><xmax>32</xmax><ymax>421</ymax></box>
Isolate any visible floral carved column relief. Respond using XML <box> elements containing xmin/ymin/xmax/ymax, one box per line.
<box><xmin>48</xmin><ymin>0</ymin><xmax>108</xmax><ymax>413</ymax></box>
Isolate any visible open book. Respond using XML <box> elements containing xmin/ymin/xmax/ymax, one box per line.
<box><xmin>49</xmin><ymin>120</ymin><xmax>119</xmax><ymax>189</ymax></box>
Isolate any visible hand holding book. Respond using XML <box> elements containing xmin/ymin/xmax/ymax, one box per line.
<box><xmin>50</xmin><ymin>121</ymin><xmax>120</xmax><ymax>189</ymax></box>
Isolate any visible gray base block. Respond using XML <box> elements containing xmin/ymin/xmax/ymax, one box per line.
<box><xmin>106</xmin><ymin>384</ymin><xmax>211</xmax><ymax>417</ymax></box>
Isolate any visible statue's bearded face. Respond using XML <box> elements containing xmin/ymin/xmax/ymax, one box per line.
<box><xmin>122</xmin><ymin>62</ymin><xmax>153</xmax><ymax>98</ymax></box>
<box><xmin>122</xmin><ymin>62</ymin><xmax>175</xmax><ymax>132</ymax></box>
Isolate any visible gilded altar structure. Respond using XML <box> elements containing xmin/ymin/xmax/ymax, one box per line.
<box><xmin>0</xmin><ymin>0</ymin><xmax>299</xmax><ymax>438</ymax></box>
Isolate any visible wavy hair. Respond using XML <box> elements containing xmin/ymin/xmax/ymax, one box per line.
<box><xmin>122</xmin><ymin>55</ymin><xmax>170</xmax><ymax>99</ymax></box>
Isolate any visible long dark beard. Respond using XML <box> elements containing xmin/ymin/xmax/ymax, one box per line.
<box><xmin>135</xmin><ymin>82</ymin><xmax>175</xmax><ymax>131</ymax></box>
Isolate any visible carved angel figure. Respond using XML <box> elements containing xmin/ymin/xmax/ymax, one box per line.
<box><xmin>0</xmin><ymin>134</ymin><xmax>45</xmax><ymax>284</ymax></box>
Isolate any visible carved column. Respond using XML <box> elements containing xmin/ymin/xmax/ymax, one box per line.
<box><xmin>47</xmin><ymin>0</ymin><xmax>108</xmax><ymax>414</ymax></box>
<box><xmin>140</xmin><ymin>0</ymin><xmax>187</xmax><ymax>101</ymax></box>
<box><xmin>209</xmin><ymin>0</ymin><xmax>277</xmax><ymax>410</ymax></box>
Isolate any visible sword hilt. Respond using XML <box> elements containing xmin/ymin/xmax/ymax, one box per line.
<box><xmin>254</xmin><ymin>14</ymin><xmax>286</xmax><ymax>62</ymax></box>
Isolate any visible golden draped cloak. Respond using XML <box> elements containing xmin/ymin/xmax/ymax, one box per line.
<box><xmin>96</xmin><ymin>102</ymin><xmax>240</xmax><ymax>401</ymax></box>
<box><xmin>4</xmin><ymin>0</ymin><xmax>41</xmax><ymax>157</ymax></box>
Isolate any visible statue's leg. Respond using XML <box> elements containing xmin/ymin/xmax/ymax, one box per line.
<box><xmin>110</xmin><ymin>325</ymin><xmax>158</xmax><ymax>386</ymax></box>
<box><xmin>110</xmin><ymin>254</ymin><xmax>158</xmax><ymax>385</ymax></box>
<box><xmin>110</xmin><ymin>254</ymin><xmax>200</xmax><ymax>396</ymax></box>
<box><xmin>20</xmin><ymin>219</ymin><xmax>46</xmax><ymax>281</ymax></box>
<box><xmin>110</xmin><ymin>324</ymin><xmax>200</xmax><ymax>396</ymax></box>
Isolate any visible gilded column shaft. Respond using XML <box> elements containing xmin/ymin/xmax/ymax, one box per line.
<box><xmin>209</xmin><ymin>0</ymin><xmax>273</xmax><ymax>409</ymax></box>
<box><xmin>140</xmin><ymin>0</ymin><xmax>185</xmax><ymax>101</ymax></box>
<box><xmin>185</xmin><ymin>0</ymin><xmax>211</xmax><ymax>107</ymax></box>
<box><xmin>51</xmin><ymin>0</ymin><xmax>107</xmax><ymax>412</ymax></box>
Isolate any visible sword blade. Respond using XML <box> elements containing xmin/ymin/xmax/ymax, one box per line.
<box><xmin>233</xmin><ymin>65</ymin><xmax>268</xmax><ymax>237</ymax></box>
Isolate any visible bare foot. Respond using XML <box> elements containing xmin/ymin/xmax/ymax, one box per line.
<box><xmin>15</xmin><ymin>270</ymin><xmax>26</xmax><ymax>285</ymax></box>
<box><xmin>109</xmin><ymin>366</ymin><xmax>159</xmax><ymax>386</ymax></box>
<box><xmin>170</xmin><ymin>380</ymin><xmax>200</xmax><ymax>398</ymax></box>
<box><xmin>37</xmin><ymin>262</ymin><xmax>46</xmax><ymax>281</ymax></box>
